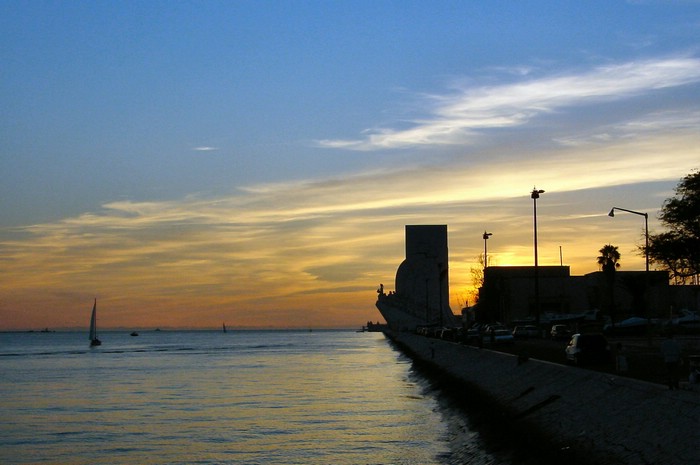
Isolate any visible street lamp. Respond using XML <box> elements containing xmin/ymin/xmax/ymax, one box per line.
<box><xmin>608</xmin><ymin>207</ymin><xmax>649</xmax><ymax>272</ymax></box>
<box><xmin>609</xmin><ymin>206</ymin><xmax>651</xmax><ymax>344</ymax></box>
<box><xmin>438</xmin><ymin>263</ymin><xmax>445</xmax><ymax>327</ymax></box>
<box><xmin>483</xmin><ymin>231</ymin><xmax>492</xmax><ymax>269</ymax></box>
<box><xmin>532</xmin><ymin>188</ymin><xmax>545</xmax><ymax>324</ymax></box>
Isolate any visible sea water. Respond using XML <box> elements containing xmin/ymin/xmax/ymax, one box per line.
<box><xmin>1</xmin><ymin>330</ymin><xmax>524</xmax><ymax>465</ymax></box>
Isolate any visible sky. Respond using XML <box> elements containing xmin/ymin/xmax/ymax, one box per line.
<box><xmin>1</xmin><ymin>1</ymin><xmax>700</xmax><ymax>330</ymax></box>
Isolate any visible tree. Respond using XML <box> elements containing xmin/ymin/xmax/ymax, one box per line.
<box><xmin>597</xmin><ymin>244</ymin><xmax>620</xmax><ymax>324</ymax></box>
<box><xmin>597</xmin><ymin>244</ymin><xmax>621</xmax><ymax>273</ymax></box>
<box><xmin>647</xmin><ymin>169</ymin><xmax>700</xmax><ymax>283</ymax></box>
<box><xmin>468</xmin><ymin>253</ymin><xmax>486</xmax><ymax>304</ymax></box>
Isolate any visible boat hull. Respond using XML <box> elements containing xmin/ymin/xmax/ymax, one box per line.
<box><xmin>376</xmin><ymin>299</ymin><xmax>429</xmax><ymax>332</ymax></box>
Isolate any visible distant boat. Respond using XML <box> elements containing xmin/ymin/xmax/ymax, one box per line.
<box><xmin>130</xmin><ymin>331</ymin><xmax>139</xmax><ymax>337</ymax></box>
<box><xmin>89</xmin><ymin>299</ymin><xmax>101</xmax><ymax>347</ymax></box>
<box><xmin>222</xmin><ymin>323</ymin><xmax>227</xmax><ymax>333</ymax></box>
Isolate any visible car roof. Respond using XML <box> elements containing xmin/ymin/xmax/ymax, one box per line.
<box><xmin>572</xmin><ymin>333</ymin><xmax>606</xmax><ymax>339</ymax></box>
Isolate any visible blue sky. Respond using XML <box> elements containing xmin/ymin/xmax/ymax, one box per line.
<box><xmin>1</xmin><ymin>1</ymin><xmax>700</xmax><ymax>329</ymax></box>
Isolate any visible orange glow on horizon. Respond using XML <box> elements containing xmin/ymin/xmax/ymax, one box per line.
<box><xmin>0</xmin><ymin>136</ymin><xmax>694</xmax><ymax>330</ymax></box>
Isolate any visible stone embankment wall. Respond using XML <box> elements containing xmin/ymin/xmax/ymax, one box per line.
<box><xmin>385</xmin><ymin>331</ymin><xmax>699</xmax><ymax>465</ymax></box>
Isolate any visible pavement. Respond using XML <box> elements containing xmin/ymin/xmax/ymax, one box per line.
<box><xmin>386</xmin><ymin>330</ymin><xmax>700</xmax><ymax>465</ymax></box>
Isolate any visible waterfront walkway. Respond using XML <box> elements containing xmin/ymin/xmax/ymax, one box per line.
<box><xmin>386</xmin><ymin>331</ymin><xmax>699</xmax><ymax>465</ymax></box>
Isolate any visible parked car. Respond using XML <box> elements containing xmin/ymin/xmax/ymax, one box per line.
<box><xmin>603</xmin><ymin>316</ymin><xmax>654</xmax><ymax>336</ymax></box>
<box><xmin>550</xmin><ymin>324</ymin><xmax>572</xmax><ymax>340</ymax></box>
<box><xmin>483</xmin><ymin>324</ymin><xmax>507</xmax><ymax>333</ymax></box>
<box><xmin>666</xmin><ymin>309</ymin><xmax>700</xmax><ymax>334</ymax></box>
<box><xmin>465</xmin><ymin>324</ymin><xmax>482</xmax><ymax>343</ymax></box>
<box><xmin>438</xmin><ymin>327</ymin><xmax>461</xmax><ymax>341</ymax></box>
<box><xmin>565</xmin><ymin>333</ymin><xmax>612</xmax><ymax>365</ymax></box>
<box><xmin>483</xmin><ymin>329</ymin><xmax>515</xmax><ymax>345</ymax></box>
<box><xmin>512</xmin><ymin>325</ymin><xmax>541</xmax><ymax>339</ymax></box>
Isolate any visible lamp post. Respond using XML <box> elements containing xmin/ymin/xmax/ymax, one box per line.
<box><xmin>438</xmin><ymin>263</ymin><xmax>445</xmax><ymax>327</ymax></box>
<box><xmin>607</xmin><ymin>207</ymin><xmax>649</xmax><ymax>272</ymax></box>
<box><xmin>483</xmin><ymin>231</ymin><xmax>492</xmax><ymax>269</ymax></box>
<box><xmin>532</xmin><ymin>188</ymin><xmax>545</xmax><ymax>325</ymax></box>
<box><xmin>425</xmin><ymin>278</ymin><xmax>430</xmax><ymax>325</ymax></box>
<box><xmin>608</xmin><ymin>206</ymin><xmax>651</xmax><ymax>344</ymax></box>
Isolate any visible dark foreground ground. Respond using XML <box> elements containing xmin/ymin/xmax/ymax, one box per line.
<box><xmin>486</xmin><ymin>335</ymin><xmax>700</xmax><ymax>386</ymax></box>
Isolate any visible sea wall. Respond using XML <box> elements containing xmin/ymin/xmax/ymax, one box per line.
<box><xmin>385</xmin><ymin>331</ymin><xmax>699</xmax><ymax>465</ymax></box>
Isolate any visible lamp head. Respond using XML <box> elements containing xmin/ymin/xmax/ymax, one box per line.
<box><xmin>608</xmin><ymin>208</ymin><xmax>615</xmax><ymax>217</ymax></box>
<box><xmin>483</xmin><ymin>231</ymin><xmax>492</xmax><ymax>240</ymax></box>
<box><xmin>531</xmin><ymin>187</ymin><xmax>545</xmax><ymax>199</ymax></box>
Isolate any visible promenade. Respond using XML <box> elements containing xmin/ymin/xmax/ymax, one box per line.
<box><xmin>386</xmin><ymin>331</ymin><xmax>699</xmax><ymax>465</ymax></box>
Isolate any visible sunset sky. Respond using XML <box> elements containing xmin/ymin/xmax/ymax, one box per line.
<box><xmin>2</xmin><ymin>1</ymin><xmax>700</xmax><ymax>330</ymax></box>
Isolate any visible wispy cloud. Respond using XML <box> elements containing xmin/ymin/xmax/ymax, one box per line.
<box><xmin>317</xmin><ymin>56</ymin><xmax>700</xmax><ymax>151</ymax></box>
<box><xmin>193</xmin><ymin>146</ymin><xmax>219</xmax><ymax>152</ymax></box>
<box><xmin>553</xmin><ymin>110</ymin><xmax>700</xmax><ymax>147</ymax></box>
<box><xmin>7</xmin><ymin>126</ymin><xmax>697</xmax><ymax>290</ymax></box>
<box><xmin>3</xmin><ymin>55</ymin><xmax>700</xmax><ymax>329</ymax></box>
<box><xmin>2</xmin><ymin>124</ymin><xmax>697</xmax><ymax>328</ymax></box>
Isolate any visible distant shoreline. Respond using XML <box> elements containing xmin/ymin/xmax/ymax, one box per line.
<box><xmin>1</xmin><ymin>327</ymin><xmax>358</xmax><ymax>333</ymax></box>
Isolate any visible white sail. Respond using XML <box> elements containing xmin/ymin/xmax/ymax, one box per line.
<box><xmin>89</xmin><ymin>299</ymin><xmax>100</xmax><ymax>346</ymax></box>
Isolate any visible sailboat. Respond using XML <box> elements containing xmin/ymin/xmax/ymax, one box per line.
<box><xmin>89</xmin><ymin>299</ymin><xmax>101</xmax><ymax>347</ymax></box>
<box><xmin>222</xmin><ymin>322</ymin><xmax>227</xmax><ymax>333</ymax></box>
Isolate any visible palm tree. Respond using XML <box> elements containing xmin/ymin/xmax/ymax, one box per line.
<box><xmin>597</xmin><ymin>244</ymin><xmax>620</xmax><ymax>326</ymax></box>
<box><xmin>597</xmin><ymin>244</ymin><xmax>621</xmax><ymax>272</ymax></box>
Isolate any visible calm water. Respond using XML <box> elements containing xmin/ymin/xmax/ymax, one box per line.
<box><xmin>1</xmin><ymin>330</ymin><xmax>518</xmax><ymax>465</ymax></box>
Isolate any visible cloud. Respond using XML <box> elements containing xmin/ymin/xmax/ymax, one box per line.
<box><xmin>2</xmin><ymin>124</ymin><xmax>697</xmax><ymax>327</ymax></box>
<box><xmin>3</xmin><ymin>55</ymin><xmax>700</xmax><ymax>328</ymax></box>
<box><xmin>317</xmin><ymin>56</ymin><xmax>700</xmax><ymax>151</ymax></box>
<box><xmin>553</xmin><ymin>110</ymin><xmax>700</xmax><ymax>147</ymax></box>
<box><xmin>193</xmin><ymin>146</ymin><xmax>219</xmax><ymax>151</ymax></box>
